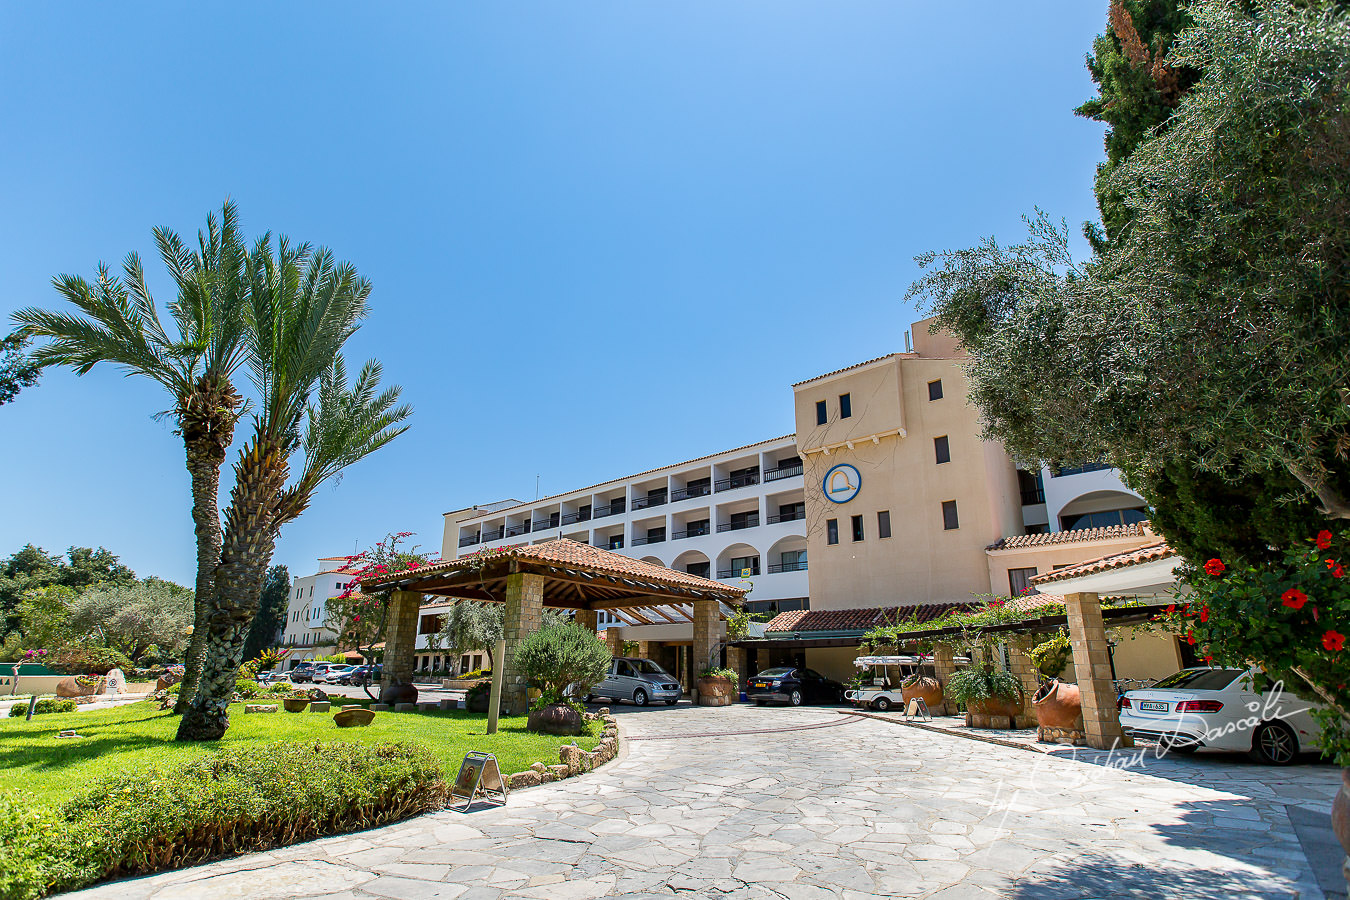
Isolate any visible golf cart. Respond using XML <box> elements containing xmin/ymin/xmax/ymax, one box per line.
<box><xmin>844</xmin><ymin>655</ymin><xmax>923</xmax><ymax>711</ymax></box>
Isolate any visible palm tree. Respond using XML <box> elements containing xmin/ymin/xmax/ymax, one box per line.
<box><xmin>13</xmin><ymin>204</ymin><xmax>249</xmax><ymax>711</ymax></box>
<box><xmin>177</xmin><ymin>235</ymin><xmax>410</xmax><ymax>741</ymax></box>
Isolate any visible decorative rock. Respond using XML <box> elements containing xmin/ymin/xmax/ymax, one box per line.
<box><xmin>371</xmin><ymin>703</ymin><xmax>391</xmax><ymax>711</ymax></box>
<box><xmin>438</xmin><ymin>698</ymin><xmax>458</xmax><ymax>710</ymax></box>
<box><xmin>394</xmin><ymin>702</ymin><xmax>417</xmax><ymax>712</ymax></box>
<box><xmin>597</xmin><ymin>707</ymin><xmax>611</xmax><ymax>717</ymax></box>
<box><xmin>334</xmin><ymin>707</ymin><xmax>376</xmax><ymax>727</ymax></box>
<box><xmin>529</xmin><ymin>762</ymin><xmax>548</xmax><ymax>774</ymax></box>
<box><xmin>559</xmin><ymin>743</ymin><xmax>583</xmax><ymax>774</ymax></box>
<box><xmin>244</xmin><ymin>704</ymin><xmax>278</xmax><ymax>713</ymax></box>
<box><xmin>417</xmin><ymin>701</ymin><xmax>439</xmax><ymax>712</ymax></box>
<box><xmin>308</xmin><ymin>701</ymin><xmax>330</xmax><ymax>712</ymax></box>
<box><xmin>528</xmin><ymin>702</ymin><xmax>583</xmax><ymax>736</ymax></box>
<box><xmin>509</xmin><ymin>770</ymin><xmax>541</xmax><ymax>790</ymax></box>
<box><xmin>547</xmin><ymin>764</ymin><xmax>570</xmax><ymax>780</ymax></box>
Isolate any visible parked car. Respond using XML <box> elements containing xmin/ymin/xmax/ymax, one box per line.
<box><xmin>289</xmin><ymin>662</ymin><xmax>317</xmax><ymax>683</ymax></box>
<box><xmin>587</xmin><ymin>658</ymin><xmax>682</xmax><ymax>706</ymax></box>
<box><xmin>344</xmin><ymin>664</ymin><xmax>381</xmax><ymax>686</ymax></box>
<box><xmin>256</xmin><ymin>669</ymin><xmax>284</xmax><ymax>684</ymax></box>
<box><xmin>747</xmin><ymin>667</ymin><xmax>845</xmax><ymax>707</ymax></box>
<box><xmin>321</xmin><ymin>665</ymin><xmax>358</xmax><ymax>684</ymax></box>
<box><xmin>1119</xmin><ymin>666</ymin><xmax>1324</xmax><ymax>765</ymax></box>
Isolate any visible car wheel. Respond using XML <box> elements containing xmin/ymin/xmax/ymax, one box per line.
<box><xmin>789</xmin><ymin>690</ymin><xmax>803</xmax><ymax>707</ymax></box>
<box><xmin>633</xmin><ymin>689</ymin><xmax>648</xmax><ymax>707</ymax></box>
<box><xmin>874</xmin><ymin>697</ymin><xmax>891</xmax><ymax>712</ymax></box>
<box><xmin>1250</xmin><ymin>721</ymin><xmax>1299</xmax><ymax>765</ymax></box>
<box><xmin>584</xmin><ymin>694</ymin><xmax>594</xmax><ymax>703</ymax></box>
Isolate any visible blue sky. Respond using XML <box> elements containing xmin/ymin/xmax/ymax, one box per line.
<box><xmin>0</xmin><ymin>3</ymin><xmax>1109</xmax><ymax>585</ymax></box>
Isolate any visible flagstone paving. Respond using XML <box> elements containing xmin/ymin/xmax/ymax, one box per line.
<box><xmin>69</xmin><ymin>704</ymin><xmax>1342</xmax><ymax>899</ymax></box>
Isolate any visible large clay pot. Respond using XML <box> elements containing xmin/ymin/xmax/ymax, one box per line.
<box><xmin>1032</xmin><ymin>679</ymin><xmax>1083</xmax><ymax>730</ymax></box>
<box><xmin>379</xmin><ymin>681</ymin><xmax>418</xmax><ymax>706</ymax></box>
<box><xmin>1333</xmin><ymin>768</ymin><xmax>1350</xmax><ymax>890</ymax></box>
<box><xmin>54</xmin><ymin>676</ymin><xmax>101</xmax><ymax>699</ymax></box>
<box><xmin>334</xmin><ymin>707</ymin><xmax>376</xmax><ymax>728</ymax></box>
<box><xmin>527</xmin><ymin>702</ymin><xmax>583</xmax><ymax>735</ymax></box>
<box><xmin>902</xmin><ymin>676</ymin><xmax>944</xmax><ymax>711</ymax></box>
<box><xmin>283</xmin><ymin>698</ymin><xmax>310</xmax><ymax>712</ymax></box>
<box><xmin>968</xmin><ymin>691</ymin><xmax>1024</xmax><ymax>721</ymax></box>
<box><xmin>697</xmin><ymin>676</ymin><xmax>734</xmax><ymax>707</ymax></box>
<box><xmin>155</xmin><ymin>672</ymin><xmax>179</xmax><ymax>692</ymax></box>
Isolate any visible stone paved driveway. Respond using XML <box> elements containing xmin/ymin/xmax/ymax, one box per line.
<box><xmin>70</xmin><ymin>705</ymin><xmax>1341</xmax><ymax>900</ymax></box>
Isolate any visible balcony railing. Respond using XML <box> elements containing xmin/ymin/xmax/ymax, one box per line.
<box><xmin>768</xmin><ymin>560</ymin><xmax>808</xmax><ymax>574</ymax></box>
<box><xmin>717</xmin><ymin>517</ymin><xmax>760</xmax><ymax>533</ymax></box>
<box><xmin>672</xmin><ymin>528</ymin><xmax>711</xmax><ymax>540</ymax></box>
<box><xmin>717</xmin><ymin>565</ymin><xmax>761</xmax><ymax>579</ymax></box>
<box><xmin>592</xmin><ymin>502</ymin><xmax>625</xmax><ymax>520</ymax></box>
<box><xmin>1020</xmin><ymin>488</ymin><xmax>1046</xmax><ymax>505</ymax></box>
<box><xmin>632</xmin><ymin>494</ymin><xmax>668</xmax><ymax>510</ymax></box>
<box><xmin>560</xmin><ymin>511</ymin><xmax>591</xmax><ymax>525</ymax></box>
<box><xmin>764</xmin><ymin>463</ymin><xmax>803</xmax><ymax>482</ymax></box>
<box><xmin>631</xmin><ymin>534</ymin><xmax>666</xmax><ymax>546</ymax></box>
<box><xmin>715</xmin><ymin>472</ymin><xmax>760</xmax><ymax>492</ymax></box>
<box><xmin>767</xmin><ymin>510</ymin><xmax>805</xmax><ymax>524</ymax></box>
<box><xmin>605</xmin><ymin>539</ymin><xmax>624</xmax><ymax>550</ymax></box>
<box><xmin>481</xmin><ymin>528</ymin><xmax>505</xmax><ymax>541</ymax></box>
<box><xmin>1053</xmin><ymin>462</ymin><xmax>1112</xmax><ymax>478</ymax></box>
<box><xmin>671</xmin><ymin>484</ymin><xmax>712</xmax><ymax>502</ymax></box>
<box><xmin>504</xmin><ymin>523</ymin><xmax>531</xmax><ymax>538</ymax></box>
<box><xmin>532</xmin><ymin>518</ymin><xmax>560</xmax><ymax>531</ymax></box>
<box><xmin>458</xmin><ymin>534</ymin><xmax>481</xmax><ymax>548</ymax></box>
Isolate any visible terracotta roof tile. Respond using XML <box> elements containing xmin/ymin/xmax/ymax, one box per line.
<box><xmin>763</xmin><ymin>602</ymin><xmax>977</xmax><ymax>634</ymax></box>
<box><xmin>1031</xmin><ymin>541</ymin><xmax>1178</xmax><ymax>585</ymax></box>
<box><xmin>791</xmin><ymin>354</ymin><xmax>898</xmax><ymax>387</ymax></box>
<box><xmin>987</xmin><ymin>522</ymin><xmax>1152</xmax><ymax>551</ymax></box>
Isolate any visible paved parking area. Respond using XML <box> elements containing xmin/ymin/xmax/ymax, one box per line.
<box><xmin>70</xmin><ymin>704</ymin><xmax>1342</xmax><ymax>899</ymax></box>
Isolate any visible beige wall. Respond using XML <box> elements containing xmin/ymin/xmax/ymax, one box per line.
<box><xmin>794</xmin><ymin>351</ymin><xmax>1022</xmax><ymax>611</ymax></box>
<box><xmin>1109</xmin><ymin>626</ymin><xmax>1183</xmax><ymax>683</ymax></box>
<box><xmin>986</xmin><ymin>535</ymin><xmax>1158</xmax><ymax>599</ymax></box>
<box><xmin>805</xmin><ymin>645</ymin><xmax>862</xmax><ymax>684</ymax></box>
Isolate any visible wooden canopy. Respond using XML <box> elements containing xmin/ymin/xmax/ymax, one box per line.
<box><xmin>361</xmin><ymin>538</ymin><xmax>746</xmax><ymax>627</ymax></box>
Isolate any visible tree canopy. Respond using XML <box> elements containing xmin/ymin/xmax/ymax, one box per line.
<box><xmin>241</xmin><ymin>565</ymin><xmax>289</xmax><ymax>662</ymax></box>
<box><xmin>0</xmin><ymin>544</ymin><xmax>137</xmax><ymax>635</ymax></box>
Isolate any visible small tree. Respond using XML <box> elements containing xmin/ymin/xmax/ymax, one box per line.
<box><xmin>512</xmin><ymin>623</ymin><xmax>611</xmax><ymax>707</ymax></box>
<box><xmin>242</xmin><ymin>565</ymin><xmax>289</xmax><ymax>662</ymax></box>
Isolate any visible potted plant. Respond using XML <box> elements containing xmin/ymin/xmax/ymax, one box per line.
<box><xmin>696</xmin><ymin>667</ymin><xmax>737</xmax><ymax>707</ymax></box>
<box><xmin>944</xmin><ymin>665</ymin><xmax>1023</xmax><ymax>727</ymax></box>
<box><xmin>513</xmin><ymin>623</ymin><xmax>610</xmax><ymax>734</ymax></box>
<box><xmin>1028</xmin><ymin>630</ymin><xmax>1082</xmax><ymax>731</ymax></box>
<box><xmin>900</xmin><ymin>672</ymin><xmax>944</xmax><ymax>711</ymax></box>
<box><xmin>282</xmin><ymin>690</ymin><xmax>311</xmax><ymax>712</ymax></box>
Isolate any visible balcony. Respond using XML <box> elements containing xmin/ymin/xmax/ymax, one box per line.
<box><xmin>717</xmin><ymin>517</ymin><xmax>760</xmax><ymax>533</ymax></box>
<box><xmin>767</xmin><ymin>510</ymin><xmax>805</xmax><ymax>524</ymax></box>
<box><xmin>631</xmin><ymin>535</ymin><xmax>666</xmax><ymax>546</ymax></box>
<box><xmin>632</xmin><ymin>494</ymin><xmax>668</xmax><ymax>511</ymax></box>
<box><xmin>504</xmin><ymin>523</ymin><xmax>531</xmax><ymax>538</ymax></box>
<box><xmin>768</xmin><ymin>560</ymin><xmax>808</xmax><ymax>574</ymax></box>
<box><xmin>671</xmin><ymin>484</ymin><xmax>712</xmax><ymax>502</ymax></box>
<box><xmin>1053</xmin><ymin>462</ymin><xmax>1112</xmax><ymax>478</ymax></box>
<box><xmin>532</xmin><ymin>518</ymin><xmax>559</xmax><ymax>531</ymax></box>
<box><xmin>560</xmin><ymin>511</ymin><xmax>591</xmax><ymax>526</ymax></box>
<box><xmin>458</xmin><ymin>534</ymin><xmax>481</xmax><ymax>548</ymax></box>
<box><xmin>717</xmin><ymin>565</ymin><xmax>761</xmax><ymax>579</ymax></box>
<box><xmin>1020</xmin><ymin>487</ymin><xmax>1046</xmax><ymax>505</ymax></box>
<box><xmin>715</xmin><ymin>472</ymin><xmax>760</xmax><ymax>492</ymax></box>
<box><xmin>672</xmin><ymin>528</ymin><xmax>711</xmax><ymax>540</ymax></box>
<box><xmin>481</xmin><ymin>528</ymin><xmax>505</xmax><ymax>541</ymax></box>
<box><xmin>764</xmin><ymin>463</ymin><xmax>803</xmax><ymax>482</ymax></box>
<box><xmin>592</xmin><ymin>502</ymin><xmax>626</xmax><ymax>520</ymax></box>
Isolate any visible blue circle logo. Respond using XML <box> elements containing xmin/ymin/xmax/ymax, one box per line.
<box><xmin>823</xmin><ymin>463</ymin><xmax>861</xmax><ymax>504</ymax></box>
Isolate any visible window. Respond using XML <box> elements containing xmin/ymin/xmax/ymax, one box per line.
<box><xmin>878</xmin><ymin>510</ymin><xmax>891</xmax><ymax>539</ymax></box>
<box><xmin>607</xmin><ymin>535</ymin><xmax>624</xmax><ymax>550</ymax></box>
<box><xmin>779</xmin><ymin>549</ymin><xmax>806</xmax><ymax>571</ymax></box>
<box><xmin>928</xmin><ymin>379</ymin><xmax>943</xmax><ymax>401</ymax></box>
<box><xmin>1060</xmin><ymin>508</ymin><xmax>1148</xmax><ymax>531</ymax></box>
<box><xmin>826</xmin><ymin>518</ymin><xmax>839</xmax><ymax>545</ymax></box>
<box><xmin>816</xmin><ymin>400</ymin><xmax>827</xmax><ymax>425</ymax></box>
<box><xmin>308</xmin><ymin>586</ymin><xmax>313</xmax><ymax>597</ymax></box>
<box><xmin>934</xmin><ymin>435</ymin><xmax>950</xmax><ymax>464</ymax></box>
<box><xmin>730</xmin><ymin>555</ymin><xmax>759</xmax><ymax>576</ymax></box>
<box><xmin>942</xmin><ymin>500</ymin><xmax>960</xmax><ymax>530</ymax></box>
<box><xmin>729</xmin><ymin>510</ymin><xmax>758</xmax><ymax>530</ymax></box>
<box><xmin>1008</xmin><ymin>567</ymin><xmax>1039</xmax><ymax>596</ymax></box>
<box><xmin>839</xmin><ymin>393</ymin><xmax>851</xmax><ymax>418</ymax></box>
<box><xmin>851</xmin><ymin>515</ymin><xmax>864</xmax><ymax>542</ymax></box>
<box><xmin>686</xmin><ymin>561</ymin><xmax>711</xmax><ymax>579</ymax></box>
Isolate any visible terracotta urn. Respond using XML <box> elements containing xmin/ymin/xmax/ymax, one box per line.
<box><xmin>54</xmin><ymin>676</ymin><xmax>101</xmax><ymax>699</ymax></box>
<box><xmin>283</xmin><ymin>697</ymin><xmax>310</xmax><ymax>712</ymax></box>
<box><xmin>527</xmin><ymin>702</ymin><xmax>583</xmax><ymax>736</ymax></box>
<box><xmin>1032</xmin><ymin>679</ymin><xmax>1083</xmax><ymax>730</ymax></box>
<box><xmin>968</xmin><ymin>690</ymin><xmax>1024</xmax><ymax>721</ymax></box>
<box><xmin>333</xmin><ymin>707</ymin><xmax>376</xmax><ymax>728</ymax></box>
<box><xmin>901</xmin><ymin>676</ymin><xmax>944</xmax><ymax>711</ymax></box>
<box><xmin>697</xmin><ymin>676</ymin><xmax>735</xmax><ymax>706</ymax></box>
<box><xmin>379</xmin><ymin>681</ymin><xmax>418</xmax><ymax>706</ymax></box>
<box><xmin>1333</xmin><ymin>768</ymin><xmax>1350</xmax><ymax>889</ymax></box>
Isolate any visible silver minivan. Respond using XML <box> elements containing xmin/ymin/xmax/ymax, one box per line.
<box><xmin>587</xmin><ymin>657</ymin><xmax>682</xmax><ymax>706</ymax></box>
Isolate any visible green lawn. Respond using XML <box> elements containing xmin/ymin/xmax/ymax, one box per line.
<box><xmin>0</xmin><ymin>701</ymin><xmax>599</xmax><ymax>806</ymax></box>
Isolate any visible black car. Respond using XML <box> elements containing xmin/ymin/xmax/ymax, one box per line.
<box><xmin>747</xmin><ymin>667</ymin><xmax>845</xmax><ymax>706</ymax></box>
<box><xmin>346</xmin><ymin>664</ymin><xmax>381</xmax><ymax>686</ymax></box>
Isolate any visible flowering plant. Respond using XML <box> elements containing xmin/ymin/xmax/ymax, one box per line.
<box><xmin>21</xmin><ymin>649</ymin><xmax>49</xmax><ymax>662</ymax></box>
<box><xmin>1175</xmin><ymin>529</ymin><xmax>1350</xmax><ymax>763</ymax></box>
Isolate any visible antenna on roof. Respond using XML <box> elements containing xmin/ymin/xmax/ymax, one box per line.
<box><xmin>535</xmin><ymin>475</ymin><xmax>540</xmax><ymax>501</ymax></box>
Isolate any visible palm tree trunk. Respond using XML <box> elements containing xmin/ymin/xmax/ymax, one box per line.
<box><xmin>177</xmin><ymin>438</ymin><xmax>287</xmax><ymax>742</ymax></box>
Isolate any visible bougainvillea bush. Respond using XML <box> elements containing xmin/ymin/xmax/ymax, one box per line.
<box><xmin>1172</xmin><ymin>530</ymin><xmax>1350</xmax><ymax>764</ymax></box>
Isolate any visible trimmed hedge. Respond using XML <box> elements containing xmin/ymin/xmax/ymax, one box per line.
<box><xmin>0</xmin><ymin>741</ymin><xmax>447</xmax><ymax>899</ymax></box>
<box><xmin>6</xmin><ymin>699</ymin><xmax>76</xmax><ymax>718</ymax></box>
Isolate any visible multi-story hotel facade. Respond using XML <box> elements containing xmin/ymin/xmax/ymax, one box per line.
<box><xmin>280</xmin><ymin>557</ymin><xmax>361</xmax><ymax>669</ymax></box>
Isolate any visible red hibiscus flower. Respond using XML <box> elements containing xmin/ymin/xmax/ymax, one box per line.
<box><xmin>1165</xmin><ymin>604</ymin><xmax>1176</xmax><ymax>614</ymax></box>
<box><xmin>1200</xmin><ymin>605</ymin><xmax>1209</xmax><ymax>623</ymax></box>
<box><xmin>1186</xmin><ymin>631</ymin><xmax>1196</xmax><ymax>645</ymax></box>
<box><xmin>1202</xmin><ymin>655</ymin><xmax>1213</xmax><ymax>664</ymax></box>
<box><xmin>1323</xmin><ymin>630</ymin><xmax>1345</xmax><ymax>652</ymax></box>
<box><xmin>1203</xmin><ymin>559</ymin><xmax>1225</xmax><ymax>577</ymax></box>
<box><xmin>1281</xmin><ymin>588</ymin><xmax>1309</xmax><ymax>610</ymax></box>
<box><xmin>1317</xmin><ymin>530</ymin><xmax>1334</xmax><ymax>550</ymax></box>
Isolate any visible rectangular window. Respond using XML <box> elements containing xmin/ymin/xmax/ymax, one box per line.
<box><xmin>730</xmin><ymin>555</ymin><xmax>760</xmax><ymax>576</ymax></box>
<box><xmin>686</xmin><ymin>561</ymin><xmax>711</xmax><ymax>579</ymax></box>
<box><xmin>839</xmin><ymin>393</ymin><xmax>852</xmax><ymax>418</ymax></box>
<box><xmin>942</xmin><ymin>500</ymin><xmax>960</xmax><ymax>530</ymax></box>
<box><xmin>851</xmin><ymin>515</ymin><xmax>864</xmax><ymax>542</ymax></box>
<box><xmin>934</xmin><ymin>435</ymin><xmax>951</xmax><ymax>464</ymax></box>
<box><xmin>928</xmin><ymin>379</ymin><xmax>943</xmax><ymax>401</ymax></box>
<box><xmin>607</xmin><ymin>535</ymin><xmax>623</xmax><ymax>550</ymax></box>
<box><xmin>816</xmin><ymin>400</ymin><xmax>828</xmax><ymax>425</ymax></box>
<box><xmin>1008</xmin><ymin>567</ymin><xmax>1039</xmax><ymax>596</ymax></box>
<box><xmin>826</xmin><ymin>518</ymin><xmax>839</xmax><ymax>545</ymax></box>
<box><xmin>878</xmin><ymin>510</ymin><xmax>891</xmax><ymax>539</ymax></box>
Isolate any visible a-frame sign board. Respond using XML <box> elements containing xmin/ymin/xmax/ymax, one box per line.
<box><xmin>449</xmin><ymin>751</ymin><xmax>509</xmax><ymax>812</ymax></box>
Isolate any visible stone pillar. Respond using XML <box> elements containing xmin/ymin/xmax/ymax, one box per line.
<box><xmin>605</xmin><ymin>626</ymin><xmax>624</xmax><ymax>655</ymax></box>
<box><xmin>501</xmin><ymin>572</ymin><xmax>545</xmax><ymax>715</ymax></box>
<box><xmin>381</xmin><ymin>590</ymin><xmax>422</xmax><ymax>691</ymax></box>
<box><xmin>1006</xmin><ymin>640</ymin><xmax>1042</xmax><ymax>730</ymax></box>
<box><xmin>726</xmin><ymin>645</ymin><xmax>747</xmax><ymax>689</ymax></box>
<box><xmin>692</xmin><ymin>599</ymin><xmax>719</xmax><ymax>703</ymax></box>
<box><xmin>931</xmin><ymin>644</ymin><xmax>956</xmax><ymax>715</ymax></box>
<box><xmin>636</xmin><ymin>640</ymin><xmax>651</xmax><ymax>658</ymax></box>
<box><xmin>574</xmin><ymin>608</ymin><xmax>598</xmax><ymax>633</ymax></box>
<box><xmin>1066</xmin><ymin>592</ymin><xmax>1132</xmax><ymax>750</ymax></box>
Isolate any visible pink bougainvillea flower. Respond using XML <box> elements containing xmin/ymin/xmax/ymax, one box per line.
<box><xmin>1281</xmin><ymin>588</ymin><xmax>1309</xmax><ymax>610</ymax></box>
<box><xmin>1323</xmin><ymin>630</ymin><xmax>1345</xmax><ymax>652</ymax></box>
<box><xmin>1203</xmin><ymin>558</ymin><xmax>1225</xmax><ymax>577</ymax></box>
<box><xmin>1316</xmin><ymin>530</ymin><xmax>1334</xmax><ymax>550</ymax></box>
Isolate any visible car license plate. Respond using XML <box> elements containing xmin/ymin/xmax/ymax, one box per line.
<box><xmin>1139</xmin><ymin>701</ymin><xmax>1169</xmax><ymax>712</ymax></box>
<box><xmin>752</xmin><ymin>682</ymin><xmax>767</xmax><ymax>689</ymax></box>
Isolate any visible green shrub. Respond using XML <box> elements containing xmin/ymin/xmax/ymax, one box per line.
<box><xmin>6</xmin><ymin>699</ymin><xmax>76</xmax><ymax>718</ymax></box>
<box><xmin>1028</xmin><ymin>631</ymin><xmax>1073</xmax><ymax>679</ymax></box>
<box><xmin>0</xmin><ymin>742</ymin><xmax>447</xmax><ymax>898</ymax></box>
<box><xmin>512</xmin><ymin>623</ymin><xmax>611</xmax><ymax>707</ymax></box>
<box><xmin>699</xmin><ymin>667</ymin><xmax>736</xmax><ymax>681</ymax></box>
<box><xmin>46</xmin><ymin>648</ymin><xmax>134</xmax><ymax>676</ymax></box>
<box><xmin>944</xmin><ymin>666</ymin><xmax>1022</xmax><ymax>706</ymax></box>
<box><xmin>460</xmin><ymin>668</ymin><xmax>491</xmax><ymax>680</ymax></box>
<box><xmin>234</xmin><ymin>679</ymin><xmax>260</xmax><ymax>699</ymax></box>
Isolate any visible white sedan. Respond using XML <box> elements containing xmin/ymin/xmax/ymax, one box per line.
<box><xmin>1119</xmin><ymin>667</ymin><xmax>1323</xmax><ymax>765</ymax></box>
